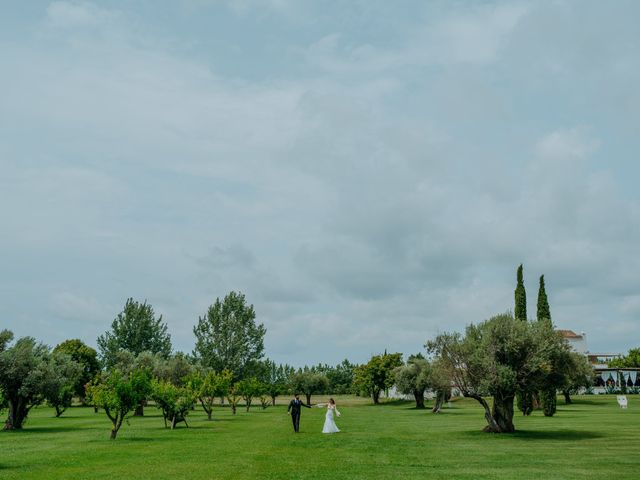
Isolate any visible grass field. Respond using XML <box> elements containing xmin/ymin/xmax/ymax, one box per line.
<box><xmin>0</xmin><ymin>395</ymin><xmax>638</xmax><ymax>479</ymax></box>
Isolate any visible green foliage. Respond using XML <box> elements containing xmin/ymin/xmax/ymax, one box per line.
<box><xmin>53</xmin><ymin>339</ymin><xmax>100</xmax><ymax>401</ymax></box>
<box><xmin>0</xmin><ymin>334</ymin><xmax>51</xmax><ymax>429</ymax></box>
<box><xmin>184</xmin><ymin>369</ymin><xmax>233</xmax><ymax>420</ymax></box>
<box><xmin>151</xmin><ymin>379</ymin><xmax>195</xmax><ymax>429</ymax></box>
<box><xmin>97</xmin><ymin>299</ymin><xmax>172</xmax><ymax>368</ymax></box>
<box><xmin>226</xmin><ymin>387</ymin><xmax>242</xmax><ymax>415</ymax></box>
<box><xmin>427</xmin><ymin>313</ymin><xmax>572</xmax><ymax>432</ymax></box>
<box><xmin>609</xmin><ymin>348</ymin><xmax>640</xmax><ymax>368</ymax></box>
<box><xmin>42</xmin><ymin>352</ymin><xmax>83</xmax><ymax>417</ymax></box>
<box><xmin>514</xmin><ymin>264</ymin><xmax>527</xmax><ymax>321</ymax></box>
<box><xmin>154</xmin><ymin>353</ymin><xmax>193</xmax><ymax>387</ymax></box>
<box><xmin>394</xmin><ymin>355</ymin><xmax>431</xmax><ymax>408</ymax></box>
<box><xmin>353</xmin><ymin>352</ymin><xmax>403</xmax><ymax>404</ymax></box>
<box><xmin>235</xmin><ymin>377</ymin><xmax>265</xmax><ymax>412</ymax></box>
<box><xmin>261</xmin><ymin>360</ymin><xmax>293</xmax><ymax>405</ymax></box>
<box><xmin>325</xmin><ymin>359</ymin><xmax>356</xmax><ymax>394</ymax></box>
<box><xmin>540</xmin><ymin>388</ymin><xmax>557</xmax><ymax>416</ymax></box>
<box><xmin>193</xmin><ymin>291</ymin><xmax>266</xmax><ymax>381</ymax></box>
<box><xmin>288</xmin><ymin>370</ymin><xmax>330</xmax><ymax>405</ymax></box>
<box><xmin>86</xmin><ymin>368</ymin><xmax>152</xmax><ymax>439</ymax></box>
<box><xmin>536</xmin><ymin>275</ymin><xmax>551</xmax><ymax>325</ymax></box>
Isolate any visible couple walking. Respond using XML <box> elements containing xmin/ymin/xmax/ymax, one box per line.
<box><xmin>287</xmin><ymin>394</ymin><xmax>341</xmax><ymax>434</ymax></box>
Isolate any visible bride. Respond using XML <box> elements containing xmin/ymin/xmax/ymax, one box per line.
<box><xmin>316</xmin><ymin>398</ymin><xmax>341</xmax><ymax>433</ymax></box>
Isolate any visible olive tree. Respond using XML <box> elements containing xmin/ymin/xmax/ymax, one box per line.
<box><xmin>394</xmin><ymin>355</ymin><xmax>431</xmax><ymax>409</ymax></box>
<box><xmin>288</xmin><ymin>370</ymin><xmax>329</xmax><ymax>405</ymax></box>
<box><xmin>427</xmin><ymin>313</ymin><xmax>570</xmax><ymax>433</ymax></box>
<box><xmin>53</xmin><ymin>339</ymin><xmax>100</xmax><ymax>404</ymax></box>
<box><xmin>0</xmin><ymin>333</ymin><xmax>50</xmax><ymax>430</ymax></box>
<box><xmin>42</xmin><ymin>353</ymin><xmax>83</xmax><ymax>417</ymax></box>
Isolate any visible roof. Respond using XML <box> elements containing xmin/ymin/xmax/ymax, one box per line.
<box><xmin>557</xmin><ymin>329</ymin><xmax>583</xmax><ymax>339</ymax></box>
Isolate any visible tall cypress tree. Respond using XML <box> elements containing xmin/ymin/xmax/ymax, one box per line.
<box><xmin>514</xmin><ymin>264</ymin><xmax>527</xmax><ymax>321</ymax></box>
<box><xmin>537</xmin><ymin>275</ymin><xmax>551</xmax><ymax>325</ymax></box>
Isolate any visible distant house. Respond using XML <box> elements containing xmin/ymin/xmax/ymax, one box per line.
<box><xmin>557</xmin><ymin>330</ymin><xmax>588</xmax><ymax>354</ymax></box>
<box><xmin>557</xmin><ymin>329</ymin><xmax>639</xmax><ymax>391</ymax></box>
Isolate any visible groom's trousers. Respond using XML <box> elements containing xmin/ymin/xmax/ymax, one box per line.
<box><xmin>292</xmin><ymin>413</ymin><xmax>300</xmax><ymax>432</ymax></box>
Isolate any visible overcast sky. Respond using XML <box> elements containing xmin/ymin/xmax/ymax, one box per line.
<box><xmin>1</xmin><ymin>0</ymin><xmax>639</xmax><ymax>365</ymax></box>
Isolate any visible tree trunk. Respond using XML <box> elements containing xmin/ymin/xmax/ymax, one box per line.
<box><xmin>413</xmin><ymin>390</ymin><xmax>425</xmax><ymax>409</ymax></box>
<box><xmin>562</xmin><ymin>390</ymin><xmax>572</xmax><ymax>404</ymax></box>
<box><xmin>110</xmin><ymin>428</ymin><xmax>118</xmax><ymax>439</ymax></box>
<box><xmin>134</xmin><ymin>403</ymin><xmax>144</xmax><ymax>417</ymax></box>
<box><xmin>55</xmin><ymin>405</ymin><xmax>65</xmax><ymax>418</ymax></box>
<box><xmin>432</xmin><ymin>391</ymin><xmax>445</xmax><ymax>413</ymax></box>
<box><xmin>489</xmin><ymin>392</ymin><xmax>515</xmax><ymax>433</ymax></box>
<box><xmin>231</xmin><ymin>404</ymin><xmax>237</xmax><ymax>415</ymax></box>
<box><xmin>4</xmin><ymin>400</ymin><xmax>30</xmax><ymax>430</ymax></box>
<box><xmin>372</xmin><ymin>389</ymin><xmax>380</xmax><ymax>404</ymax></box>
<box><xmin>206</xmin><ymin>410</ymin><xmax>212</xmax><ymax>420</ymax></box>
<box><xmin>271</xmin><ymin>395</ymin><xmax>276</xmax><ymax>406</ymax></box>
<box><xmin>305</xmin><ymin>393</ymin><xmax>311</xmax><ymax>405</ymax></box>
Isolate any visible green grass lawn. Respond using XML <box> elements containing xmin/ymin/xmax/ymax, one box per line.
<box><xmin>1</xmin><ymin>395</ymin><xmax>638</xmax><ymax>479</ymax></box>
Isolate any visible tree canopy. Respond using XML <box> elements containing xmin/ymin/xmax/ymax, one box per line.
<box><xmin>192</xmin><ymin>291</ymin><xmax>266</xmax><ymax>381</ymax></box>
<box><xmin>427</xmin><ymin>313</ymin><xmax>573</xmax><ymax>433</ymax></box>
<box><xmin>97</xmin><ymin>298</ymin><xmax>172</xmax><ymax>368</ymax></box>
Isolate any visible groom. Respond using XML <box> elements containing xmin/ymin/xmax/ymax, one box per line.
<box><xmin>287</xmin><ymin>394</ymin><xmax>311</xmax><ymax>433</ymax></box>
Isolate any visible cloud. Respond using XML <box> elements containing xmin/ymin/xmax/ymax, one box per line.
<box><xmin>1</xmin><ymin>1</ymin><xmax>640</xmax><ymax>364</ymax></box>
<box><xmin>46</xmin><ymin>1</ymin><xmax>118</xmax><ymax>29</ymax></box>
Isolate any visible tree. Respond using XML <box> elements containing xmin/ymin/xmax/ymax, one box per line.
<box><xmin>193</xmin><ymin>292</ymin><xmax>266</xmax><ymax>381</ymax></box>
<box><xmin>536</xmin><ymin>275</ymin><xmax>551</xmax><ymax>325</ymax></box>
<box><xmin>0</xmin><ymin>333</ymin><xmax>51</xmax><ymax>430</ymax></box>
<box><xmin>427</xmin><ymin>313</ymin><xmax>571</xmax><ymax>433</ymax></box>
<box><xmin>536</xmin><ymin>274</ymin><xmax>556</xmax><ymax>415</ymax></box>
<box><xmin>560</xmin><ymin>352</ymin><xmax>595</xmax><ymax>404</ymax></box>
<box><xmin>151</xmin><ymin>379</ymin><xmax>195</xmax><ymax>429</ymax></box>
<box><xmin>514</xmin><ymin>264</ymin><xmax>527</xmax><ymax>321</ymax></box>
<box><xmin>262</xmin><ymin>360</ymin><xmax>293</xmax><ymax>406</ymax></box>
<box><xmin>226</xmin><ymin>386</ymin><xmax>242</xmax><ymax>415</ymax></box>
<box><xmin>429</xmin><ymin>358</ymin><xmax>452</xmax><ymax>413</ymax></box>
<box><xmin>609</xmin><ymin>348</ymin><xmax>640</xmax><ymax>368</ymax></box>
<box><xmin>326</xmin><ymin>359</ymin><xmax>356</xmax><ymax>394</ymax></box>
<box><xmin>53</xmin><ymin>339</ymin><xmax>100</xmax><ymax>404</ymax></box>
<box><xmin>288</xmin><ymin>370</ymin><xmax>330</xmax><ymax>405</ymax></box>
<box><xmin>514</xmin><ymin>264</ymin><xmax>534</xmax><ymax>415</ymax></box>
<box><xmin>42</xmin><ymin>353</ymin><xmax>83</xmax><ymax>417</ymax></box>
<box><xmin>184</xmin><ymin>369</ymin><xmax>233</xmax><ymax>420</ymax></box>
<box><xmin>236</xmin><ymin>377</ymin><xmax>264</xmax><ymax>412</ymax></box>
<box><xmin>353</xmin><ymin>352</ymin><xmax>403</xmax><ymax>404</ymax></box>
<box><xmin>86</xmin><ymin>368</ymin><xmax>152</xmax><ymax>439</ymax></box>
<box><xmin>97</xmin><ymin>298</ymin><xmax>172</xmax><ymax>368</ymax></box>
<box><xmin>154</xmin><ymin>353</ymin><xmax>193</xmax><ymax>387</ymax></box>
<box><xmin>394</xmin><ymin>355</ymin><xmax>431</xmax><ymax>409</ymax></box>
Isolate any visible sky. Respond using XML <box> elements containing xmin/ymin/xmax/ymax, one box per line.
<box><xmin>1</xmin><ymin>0</ymin><xmax>639</xmax><ymax>366</ymax></box>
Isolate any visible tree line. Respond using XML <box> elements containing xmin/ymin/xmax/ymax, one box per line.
<box><xmin>0</xmin><ymin>266</ymin><xmax>615</xmax><ymax>437</ymax></box>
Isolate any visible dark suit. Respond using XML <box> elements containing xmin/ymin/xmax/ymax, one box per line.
<box><xmin>287</xmin><ymin>398</ymin><xmax>310</xmax><ymax>432</ymax></box>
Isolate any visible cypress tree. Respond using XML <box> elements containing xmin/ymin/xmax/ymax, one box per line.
<box><xmin>537</xmin><ymin>275</ymin><xmax>551</xmax><ymax>325</ymax></box>
<box><xmin>514</xmin><ymin>264</ymin><xmax>527</xmax><ymax>321</ymax></box>
<box><xmin>514</xmin><ymin>264</ymin><xmax>532</xmax><ymax>414</ymax></box>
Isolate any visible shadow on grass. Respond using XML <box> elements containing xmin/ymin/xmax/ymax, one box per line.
<box><xmin>512</xmin><ymin>429</ymin><xmax>605</xmax><ymax>441</ymax></box>
<box><xmin>7</xmin><ymin>425</ymin><xmax>99</xmax><ymax>435</ymax></box>
<box><xmin>461</xmin><ymin>429</ymin><xmax>604</xmax><ymax>441</ymax></box>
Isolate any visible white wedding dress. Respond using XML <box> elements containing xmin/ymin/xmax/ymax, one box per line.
<box><xmin>322</xmin><ymin>405</ymin><xmax>340</xmax><ymax>434</ymax></box>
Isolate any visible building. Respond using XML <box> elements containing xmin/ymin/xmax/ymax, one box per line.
<box><xmin>558</xmin><ymin>329</ymin><xmax>639</xmax><ymax>392</ymax></box>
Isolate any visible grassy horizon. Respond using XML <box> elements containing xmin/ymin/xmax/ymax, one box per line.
<box><xmin>1</xmin><ymin>395</ymin><xmax>638</xmax><ymax>479</ymax></box>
